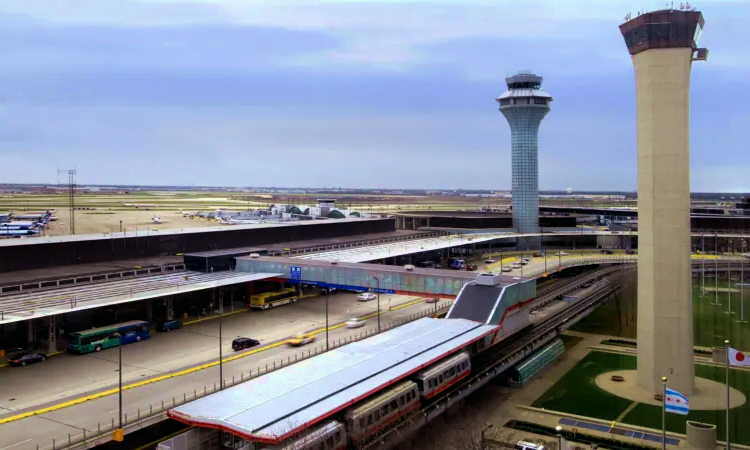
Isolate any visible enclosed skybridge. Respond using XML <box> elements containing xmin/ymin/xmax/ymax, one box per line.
<box><xmin>446</xmin><ymin>273</ymin><xmax>535</xmax><ymax>341</ymax></box>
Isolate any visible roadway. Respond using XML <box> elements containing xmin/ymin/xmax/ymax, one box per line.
<box><xmin>0</xmin><ymin>292</ymin><xmax>445</xmax><ymax>450</ymax></box>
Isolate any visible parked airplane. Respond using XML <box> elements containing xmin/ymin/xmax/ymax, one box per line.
<box><xmin>219</xmin><ymin>217</ymin><xmax>258</xmax><ymax>225</ymax></box>
<box><xmin>152</xmin><ymin>216</ymin><xmax>163</xmax><ymax>224</ymax></box>
<box><xmin>0</xmin><ymin>228</ymin><xmax>39</xmax><ymax>237</ymax></box>
<box><xmin>180</xmin><ymin>210</ymin><xmax>198</xmax><ymax>217</ymax></box>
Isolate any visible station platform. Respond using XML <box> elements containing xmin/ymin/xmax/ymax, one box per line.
<box><xmin>168</xmin><ymin>317</ymin><xmax>498</xmax><ymax>444</ymax></box>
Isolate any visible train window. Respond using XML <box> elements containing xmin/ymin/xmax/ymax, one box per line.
<box><xmin>317</xmin><ymin>443</ymin><xmax>324</xmax><ymax>450</ymax></box>
<box><xmin>375</xmin><ymin>411</ymin><xmax>381</xmax><ymax>421</ymax></box>
<box><xmin>390</xmin><ymin>400</ymin><xmax>398</xmax><ymax>410</ymax></box>
<box><xmin>335</xmin><ymin>432</ymin><xmax>341</xmax><ymax>443</ymax></box>
<box><xmin>400</xmin><ymin>396</ymin><xmax>405</xmax><ymax>406</ymax></box>
<box><xmin>439</xmin><ymin>375</ymin><xmax>444</xmax><ymax>383</ymax></box>
<box><xmin>382</xmin><ymin>405</ymin><xmax>388</xmax><ymax>415</ymax></box>
<box><xmin>450</xmin><ymin>367</ymin><xmax>456</xmax><ymax>377</ymax></box>
<box><xmin>360</xmin><ymin>418</ymin><xmax>365</xmax><ymax>429</ymax></box>
<box><xmin>368</xmin><ymin>414</ymin><xmax>373</xmax><ymax>425</ymax></box>
<box><xmin>327</xmin><ymin>437</ymin><xmax>334</xmax><ymax>446</ymax></box>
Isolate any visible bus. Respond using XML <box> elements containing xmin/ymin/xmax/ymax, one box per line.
<box><xmin>250</xmin><ymin>287</ymin><xmax>298</xmax><ymax>310</ymax></box>
<box><xmin>67</xmin><ymin>320</ymin><xmax>150</xmax><ymax>354</ymax></box>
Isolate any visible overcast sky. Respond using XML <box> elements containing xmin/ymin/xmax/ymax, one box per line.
<box><xmin>0</xmin><ymin>0</ymin><xmax>747</xmax><ymax>191</ymax></box>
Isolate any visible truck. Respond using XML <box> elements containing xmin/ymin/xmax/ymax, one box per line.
<box><xmin>449</xmin><ymin>258</ymin><xmax>466</xmax><ymax>270</ymax></box>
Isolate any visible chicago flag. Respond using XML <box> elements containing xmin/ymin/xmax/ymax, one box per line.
<box><xmin>729</xmin><ymin>348</ymin><xmax>750</xmax><ymax>366</ymax></box>
<box><xmin>665</xmin><ymin>388</ymin><xmax>690</xmax><ymax>415</ymax></box>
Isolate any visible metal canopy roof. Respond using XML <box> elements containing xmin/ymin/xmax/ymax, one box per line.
<box><xmin>168</xmin><ymin>317</ymin><xmax>498</xmax><ymax>444</ymax></box>
<box><xmin>0</xmin><ymin>271</ymin><xmax>280</xmax><ymax>325</ymax></box>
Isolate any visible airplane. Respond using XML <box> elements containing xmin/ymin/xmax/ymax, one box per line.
<box><xmin>152</xmin><ymin>216</ymin><xmax>163</xmax><ymax>224</ymax></box>
<box><xmin>219</xmin><ymin>217</ymin><xmax>258</xmax><ymax>225</ymax></box>
<box><xmin>179</xmin><ymin>210</ymin><xmax>198</xmax><ymax>217</ymax></box>
<box><xmin>0</xmin><ymin>228</ymin><xmax>39</xmax><ymax>237</ymax></box>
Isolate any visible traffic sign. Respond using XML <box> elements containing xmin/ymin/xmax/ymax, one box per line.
<box><xmin>290</xmin><ymin>266</ymin><xmax>302</xmax><ymax>280</ymax></box>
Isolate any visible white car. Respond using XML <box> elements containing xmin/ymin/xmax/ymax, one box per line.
<box><xmin>559</xmin><ymin>251</ymin><xmax>569</xmax><ymax>256</ymax></box>
<box><xmin>346</xmin><ymin>318</ymin><xmax>366</xmax><ymax>328</ymax></box>
<box><xmin>357</xmin><ymin>293</ymin><xmax>376</xmax><ymax>301</ymax></box>
<box><xmin>511</xmin><ymin>262</ymin><xmax>521</xmax><ymax>269</ymax></box>
<box><xmin>501</xmin><ymin>265</ymin><xmax>512</xmax><ymax>272</ymax></box>
<box><xmin>520</xmin><ymin>258</ymin><xmax>529</xmax><ymax>265</ymax></box>
<box><xmin>485</xmin><ymin>259</ymin><xmax>496</xmax><ymax>264</ymax></box>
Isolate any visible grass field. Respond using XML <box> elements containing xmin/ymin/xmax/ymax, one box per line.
<box><xmin>532</xmin><ymin>351</ymin><xmax>750</xmax><ymax>445</ymax></box>
<box><xmin>570</xmin><ymin>277</ymin><xmax>750</xmax><ymax>351</ymax></box>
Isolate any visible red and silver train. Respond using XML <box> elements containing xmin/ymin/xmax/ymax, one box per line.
<box><xmin>264</xmin><ymin>352</ymin><xmax>472</xmax><ymax>450</ymax></box>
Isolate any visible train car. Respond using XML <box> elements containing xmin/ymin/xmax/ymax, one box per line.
<box><xmin>263</xmin><ymin>421</ymin><xmax>346</xmax><ymax>450</ymax></box>
<box><xmin>413</xmin><ymin>352</ymin><xmax>471</xmax><ymax>400</ymax></box>
<box><xmin>343</xmin><ymin>380</ymin><xmax>420</xmax><ymax>444</ymax></box>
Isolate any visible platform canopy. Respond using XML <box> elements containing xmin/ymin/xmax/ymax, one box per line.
<box><xmin>168</xmin><ymin>317</ymin><xmax>498</xmax><ymax>444</ymax></box>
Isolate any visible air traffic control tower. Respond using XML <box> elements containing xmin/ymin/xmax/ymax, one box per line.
<box><xmin>620</xmin><ymin>8</ymin><xmax>707</xmax><ymax>395</ymax></box>
<box><xmin>497</xmin><ymin>72</ymin><xmax>552</xmax><ymax>236</ymax></box>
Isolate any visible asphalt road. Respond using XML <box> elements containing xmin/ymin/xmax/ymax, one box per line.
<box><xmin>0</xmin><ymin>293</ymin><xmax>440</xmax><ymax>450</ymax></box>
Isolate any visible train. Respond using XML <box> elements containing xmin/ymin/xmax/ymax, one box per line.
<box><xmin>264</xmin><ymin>352</ymin><xmax>473</xmax><ymax>450</ymax></box>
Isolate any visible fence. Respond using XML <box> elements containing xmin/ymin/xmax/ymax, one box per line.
<box><xmin>36</xmin><ymin>301</ymin><xmax>452</xmax><ymax>450</ymax></box>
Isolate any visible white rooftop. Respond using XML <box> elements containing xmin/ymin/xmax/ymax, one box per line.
<box><xmin>168</xmin><ymin>317</ymin><xmax>498</xmax><ymax>445</ymax></box>
<box><xmin>0</xmin><ymin>271</ymin><xmax>280</xmax><ymax>325</ymax></box>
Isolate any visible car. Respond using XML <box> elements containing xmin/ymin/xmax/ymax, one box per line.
<box><xmin>533</xmin><ymin>252</ymin><xmax>544</xmax><ymax>257</ymax></box>
<box><xmin>625</xmin><ymin>249</ymin><xmax>636</xmax><ymax>255</ymax></box>
<box><xmin>501</xmin><ymin>265</ymin><xmax>512</xmax><ymax>272</ymax></box>
<box><xmin>346</xmin><ymin>318</ymin><xmax>366</xmax><ymax>328</ymax></box>
<box><xmin>515</xmin><ymin>441</ymin><xmax>545</xmax><ymax>450</ymax></box>
<box><xmin>559</xmin><ymin>251</ymin><xmax>569</xmax><ymax>256</ymax></box>
<box><xmin>322</xmin><ymin>287</ymin><xmax>337</xmax><ymax>295</ymax></box>
<box><xmin>287</xmin><ymin>333</ymin><xmax>316</xmax><ymax>346</ymax></box>
<box><xmin>156</xmin><ymin>319</ymin><xmax>182</xmax><ymax>332</ymax></box>
<box><xmin>8</xmin><ymin>352</ymin><xmax>47</xmax><ymax>367</ymax></box>
<box><xmin>485</xmin><ymin>259</ymin><xmax>496</xmax><ymax>264</ymax></box>
<box><xmin>357</xmin><ymin>293</ymin><xmax>376</xmax><ymax>301</ymax></box>
<box><xmin>600</xmin><ymin>249</ymin><xmax>613</xmax><ymax>255</ymax></box>
<box><xmin>424</xmin><ymin>297</ymin><xmax>439</xmax><ymax>304</ymax></box>
<box><xmin>520</xmin><ymin>258</ymin><xmax>529</xmax><ymax>265</ymax></box>
<box><xmin>511</xmin><ymin>262</ymin><xmax>521</xmax><ymax>269</ymax></box>
<box><xmin>232</xmin><ymin>337</ymin><xmax>260</xmax><ymax>351</ymax></box>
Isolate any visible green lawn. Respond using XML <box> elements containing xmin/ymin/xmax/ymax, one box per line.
<box><xmin>533</xmin><ymin>351</ymin><xmax>750</xmax><ymax>445</ymax></box>
<box><xmin>571</xmin><ymin>278</ymin><xmax>750</xmax><ymax>350</ymax></box>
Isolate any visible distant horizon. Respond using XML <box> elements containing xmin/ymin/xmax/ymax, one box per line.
<box><xmin>0</xmin><ymin>182</ymin><xmax>746</xmax><ymax>197</ymax></box>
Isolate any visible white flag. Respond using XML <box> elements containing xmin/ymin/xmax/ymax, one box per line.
<box><xmin>729</xmin><ymin>347</ymin><xmax>750</xmax><ymax>366</ymax></box>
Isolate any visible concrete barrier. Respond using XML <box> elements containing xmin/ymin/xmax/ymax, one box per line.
<box><xmin>686</xmin><ymin>421</ymin><xmax>716</xmax><ymax>449</ymax></box>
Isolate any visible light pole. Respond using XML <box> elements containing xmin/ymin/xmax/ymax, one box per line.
<box><xmin>741</xmin><ymin>240</ymin><xmax>746</xmax><ymax>323</ymax></box>
<box><xmin>113</xmin><ymin>332</ymin><xmax>124</xmax><ymax>440</ymax></box>
<box><xmin>325</xmin><ymin>289</ymin><xmax>329</xmax><ymax>352</ymax></box>
<box><xmin>555</xmin><ymin>425</ymin><xmax>563</xmax><ymax>450</ymax></box>
<box><xmin>374</xmin><ymin>276</ymin><xmax>381</xmax><ymax>332</ymax></box>
<box><xmin>218</xmin><ymin>309</ymin><xmax>223</xmax><ymax>390</ymax></box>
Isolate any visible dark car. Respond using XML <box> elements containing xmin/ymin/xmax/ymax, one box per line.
<box><xmin>625</xmin><ymin>249</ymin><xmax>637</xmax><ymax>255</ymax></box>
<box><xmin>232</xmin><ymin>337</ymin><xmax>260</xmax><ymax>352</ymax></box>
<box><xmin>156</xmin><ymin>319</ymin><xmax>182</xmax><ymax>332</ymax></box>
<box><xmin>601</xmin><ymin>249</ymin><xmax>613</xmax><ymax>255</ymax></box>
<box><xmin>533</xmin><ymin>252</ymin><xmax>544</xmax><ymax>257</ymax></box>
<box><xmin>9</xmin><ymin>352</ymin><xmax>47</xmax><ymax>367</ymax></box>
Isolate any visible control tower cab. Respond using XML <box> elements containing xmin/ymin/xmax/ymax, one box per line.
<box><xmin>496</xmin><ymin>71</ymin><xmax>552</xmax><ymax>237</ymax></box>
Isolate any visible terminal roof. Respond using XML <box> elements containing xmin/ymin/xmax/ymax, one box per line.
<box><xmin>0</xmin><ymin>217</ymin><xmax>384</xmax><ymax>248</ymax></box>
<box><xmin>289</xmin><ymin>233</ymin><xmax>513</xmax><ymax>263</ymax></box>
<box><xmin>168</xmin><ymin>317</ymin><xmax>498</xmax><ymax>444</ymax></box>
<box><xmin>0</xmin><ymin>271</ymin><xmax>280</xmax><ymax>325</ymax></box>
<box><xmin>183</xmin><ymin>247</ymin><xmax>267</xmax><ymax>258</ymax></box>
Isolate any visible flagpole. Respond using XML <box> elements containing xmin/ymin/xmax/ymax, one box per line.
<box><xmin>662</xmin><ymin>376</ymin><xmax>667</xmax><ymax>450</ymax></box>
<box><xmin>725</xmin><ymin>339</ymin><xmax>730</xmax><ymax>450</ymax></box>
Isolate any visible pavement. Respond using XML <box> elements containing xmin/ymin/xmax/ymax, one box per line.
<box><xmin>0</xmin><ymin>292</ymin><xmax>442</xmax><ymax>450</ymax></box>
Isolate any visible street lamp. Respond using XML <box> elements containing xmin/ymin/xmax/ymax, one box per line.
<box><xmin>374</xmin><ymin>276</ymin><xmax>381</xmax><ymax>332</ymax></box>
<box><xmin>113</xmin><ymin>332</ymin><xmax>123</xmax><ymax>439</ymax></box>
<box><xmin>555</xmin><ymin>425</ymin><xmax>563</xmax><ymax>450</ymax></box>
<box><xmin>325</xmin><ymin>289</ymin><xmax>329</xmax><ymax>352</ymax></box>
<box><xmin>218</xmin><ymin>309</ymin><xmax>223</xmax><ymax>390</ymax></box>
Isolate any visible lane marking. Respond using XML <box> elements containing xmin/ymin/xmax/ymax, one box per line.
<box><xmin>389</xmin><ymin>298</ymin><xmax>425</xmax><ymax>311</ymax></box>
<box><xmin>0</xmin><ymin>303</ymin><xmax>426</xmax><ymax>425</ymax></box>
<box><xmin>0</xmin><ymin>439</ymin><xmax>31</xmax><ymax>450</ymax></box>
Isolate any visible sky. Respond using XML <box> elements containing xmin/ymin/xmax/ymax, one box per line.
<box><xmin>0</xmin><ymin>0</ymin><xmax>747</xmax><ymax>192</ymax></box>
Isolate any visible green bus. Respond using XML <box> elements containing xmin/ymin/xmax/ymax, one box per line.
<box><xmin>67</xmin><ymin>320</ymin><xmax>150</xmax><ymax>354</ymax></box>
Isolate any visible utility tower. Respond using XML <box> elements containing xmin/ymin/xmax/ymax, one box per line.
<box><xmin>58</xmin><ymin>165</ymin><xmax>77</xmax><ymax>235</ymax></box>
<box><xmin>619</xmin><ymin>7</ymin><xmax>707</xmax><ymax>395</ymax></box>
<box><xmin>496</xmin><ymin>71</ymin><xmax>552</xmax><ymax>240</ymax></box>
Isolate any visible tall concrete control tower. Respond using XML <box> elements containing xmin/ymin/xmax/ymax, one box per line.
<box><xmin>497</xmin><ymin>72</ymin><xmax>552</xmax><ymax>236</ymax></box>
<box><xmin>619</xmin><ymin>8</ymin><xmax>707</xmax><ymax>395</ymax></box>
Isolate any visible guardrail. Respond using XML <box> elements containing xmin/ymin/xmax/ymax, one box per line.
<box><xmin>35</xmin><ymin>302</ymin><xmax>453</xmax><ymax>450</ymax></box>
<box><xmin>266</xmin><ymin>231</ymin><xmax>448</xmax><ymax>257</ymax></box>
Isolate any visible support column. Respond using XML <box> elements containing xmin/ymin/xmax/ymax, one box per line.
<box><xmin>47</xmin><ymin>316</ymin><xmax>56</xmax><ymax>354</ymax></box>
<box><xmin>26</xmin><ymin>319</ymin><xmax>34</xmax><ymax>348</ymax></box>
<box><xmin>230</xmin><ymin>290</ymin><xmax>235</xmax><ymax>313</ymax></box>
<box><xmin>145</xmin><ymin>298</ymin><xmax>154</xmax><ymax>323</ymax></box>
<box><xmin>166</xmin><ymin>296</ymin><xmax>174</xmax><ymax>321</ymax></box>
<box><xmin>218</xmin><ymin>290</ymin><xmax>224</xmax><ymax>314</ymax></box>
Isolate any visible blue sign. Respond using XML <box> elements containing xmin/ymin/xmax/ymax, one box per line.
<box><xmin>289</xmin><ymin>266</ymin><xmax>302</xmax><ymax>280</ymax></box>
